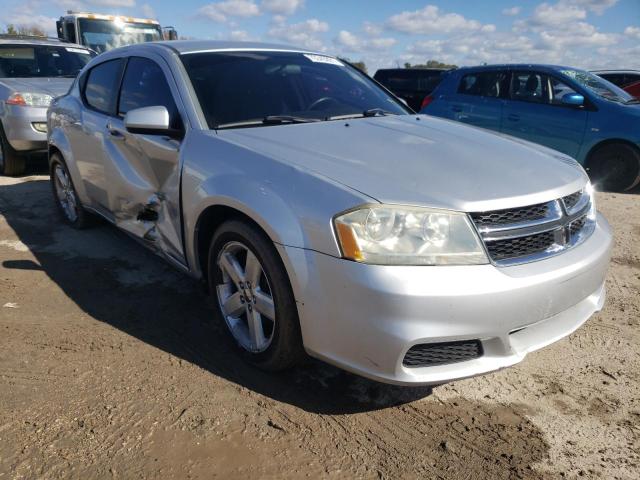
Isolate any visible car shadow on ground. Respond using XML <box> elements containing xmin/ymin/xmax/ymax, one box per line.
<box><xmin>0</xmin><ymin>177</ymin><xmax>433</xmax><ymax>414</ymax></box>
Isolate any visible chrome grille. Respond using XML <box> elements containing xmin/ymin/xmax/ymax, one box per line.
<box><xmin>403</xmin><ymin>340</ymin><xmax>483</xmax><ymax>368</ymax></box>
<box><xmin>471</xmin><ymin>189</ymin><xmax>595</xmax><ymax>266</ymax></box>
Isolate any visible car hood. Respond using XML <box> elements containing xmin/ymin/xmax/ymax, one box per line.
<box><xmin>0</xmin><ymin>77</ymin><xmax>74</xmax><ymax>98</ymax></box>
<box><xmin>216</xmin><ymin>115</ymin><xmax>588</xmax><ymax>212</ymax></box>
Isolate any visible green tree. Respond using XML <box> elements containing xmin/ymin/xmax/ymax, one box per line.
<box><xmin>405</xmin><ymin>59</ymin><xmax>458</xmax><ymax>70</ymax></box>
<box><xmin>339</xmin><ymin>58</ymin><xmax>368</xmax><ymax>74</ymax></box>
<box><xmin>2</xmin><ymin>24</ymin><xmax>46</xmax><ymax>37</ymax></box>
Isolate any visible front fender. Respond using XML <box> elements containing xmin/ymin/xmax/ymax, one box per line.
<box><xmin>180</xmin><ymin>132</ymin><xmax>372</xmax><ymax>279</ymax></box>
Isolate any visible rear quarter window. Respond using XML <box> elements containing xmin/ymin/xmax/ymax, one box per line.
<box><xmin>458</xmin><ymin>71</ymin><xmax>507</xmax><ymax>97</ymax></box>
<box><xmin>376</xmin><ymin>70</ymin><xmax>442</xmax><ymax>92</ymax></box>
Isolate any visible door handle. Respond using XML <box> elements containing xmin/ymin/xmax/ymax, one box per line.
<box><xmin>106</xmin><ymin>123</ymin><xmax>126</xmax><ymax>141</ymax></box>
<box><xmin>507</xmin><ymin>114</ymin><xmax>520</xmax><ymax>122</ymax></box>
<box><xmin>452</xmin><ymin>106</ymin><xmax>463</xmax><ymax>112</ymax></box>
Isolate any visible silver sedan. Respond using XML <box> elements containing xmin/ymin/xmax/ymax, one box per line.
<box><xmin>0</xmin><ymin>36</ymin><xmax>94</xmax><ymax>175</ymax></box>
<box><xmin>47</xmin><ymin>41</ymin><xmax>612</xmax><ymax>385</ymax></box>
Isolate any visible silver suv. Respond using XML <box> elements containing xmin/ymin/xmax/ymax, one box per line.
<box><xmin>0</xmin><ymin>35</ymin><xmax>94</xmax><ymax>175</ymax></box>
<box><xmin>47</xmin><ymin>41</ymin><xmax>612</xmax><ymax>385</ymax></box>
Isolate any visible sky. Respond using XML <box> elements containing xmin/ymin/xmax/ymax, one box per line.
<box><xmin>2</xmin><ymin>0</ymin><xmax>639</xmax><ymax>72</ymax></box>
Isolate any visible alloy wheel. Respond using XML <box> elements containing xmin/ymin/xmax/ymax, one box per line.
<box><xmin>53</xmin><ymin>164</ymin><xmax>79</xmax><ymax>222</ymax></box>
<box><xmin>215</xmin><ymin>241</ymin><xmax>276</xmax><ymax>353</ymax></box>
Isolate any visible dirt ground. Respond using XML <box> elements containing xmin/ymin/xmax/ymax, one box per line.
<box><xmin>0</xmin><ymin>167</ymin><xmax>638</xmax><ymax>479</ymax></box>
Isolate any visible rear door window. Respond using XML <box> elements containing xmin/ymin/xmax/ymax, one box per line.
<box><xmin>118</xmin><ymin>56</ymin><xmax>180</xmax><ymax>128</ymax></box>
<box><xmin>623</xmin><ymin>73</ymin><xmax>640</xmax><ymax>87</ymax></box>
<box><xmin>84</xmin><ymin>58</ymin><xmax>123</xmax><ymax>114</ymax></box>
<box><xmin>457</xmin><ymin>71</ymin><xmax>507</xmax><ymax>97</ymax></box>
<box><xmin>511</xmin><ymin>72</ymin><xmax>548</xmax><ymax>103</ymax></box>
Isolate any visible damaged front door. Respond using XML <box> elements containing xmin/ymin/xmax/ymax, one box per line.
<box><xmin>103</xmin><ymin>55</ymin><xmax>186</xmax><ymax>265</ymax></box>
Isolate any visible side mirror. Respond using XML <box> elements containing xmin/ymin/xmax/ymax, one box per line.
<box><xmin>561</xmin><ymin>93</ymin><xmax>584</xmax><ymax>107</ymax></box>
<box><xmin>124</xmin><ymin>106</ymin><xmax>171</xmax><ymax>135</ymax></box>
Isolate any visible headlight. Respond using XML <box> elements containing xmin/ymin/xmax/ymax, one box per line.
<box><xmin>334</xmin><ymin>205</ymin><xmax>488</xmax><ymax>265</ymax></box>
<box><xmin>6</xmin><ymin>92</ymin><xmax>53</xmax><ymax>107</ymax></box>
<box><xmin>585</xmin><ymin>181</ymin><xmax>596</xmax><ymax>220</ymax></box>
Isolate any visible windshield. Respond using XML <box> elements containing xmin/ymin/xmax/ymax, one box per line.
<box><xmin>561</xmin><ymin>69</ymin><xmax>635</xmax><ymax>104</ymax></box>
<box><xmin>0</xmin><ymin>44</ymin><xmax>94</xmax><ymax>78</ymax></box>
<box><xmin>181</xmin><ymin>51</ymin><xmax>409</xmax><ymax>129</ymax></box>
<box><xmin>78</xmin><ymin>18</ymin><xmax>162</xmax><ymax>53</ymax></box>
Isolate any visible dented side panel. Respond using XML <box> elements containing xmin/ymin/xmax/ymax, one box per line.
<box><xmin>102</xmin><ymin>115</ymin><xmax>185</xmax><ymax>263</ymax></box>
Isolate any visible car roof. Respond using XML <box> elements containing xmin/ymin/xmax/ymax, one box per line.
<box><xmin>0</xmin><ymin>35</ymin><xmax>90</xmax><ymax>49</ymax></box>
<box><xmin>375</xmin><ymin>68</ymin><xmax>448</xmax><ymax>73</ymax></box>
<box><xmin>452</xmin><ymin>64</ymin><xmax>580</xmax><ymax>73</ymax></box>
<box><xmin>590</xmin><ymin>69</ymin><xmax>640</xmax><ymax>74</ymax></box>
<box><xmin>151</xmin><ymin>40</ymin><xmax>319</xmax><ymax>55</ymax></box>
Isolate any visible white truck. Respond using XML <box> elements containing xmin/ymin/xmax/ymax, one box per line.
<box><xmin>56</xmin><ymin>11</ymin><xmax>177</xmax><ymax>53</ymax></box>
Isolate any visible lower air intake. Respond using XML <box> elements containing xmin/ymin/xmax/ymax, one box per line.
<box><xmin>403</xmin><ymin>340</ymin><xmax>483</xmax><ymax>368</ymax></box>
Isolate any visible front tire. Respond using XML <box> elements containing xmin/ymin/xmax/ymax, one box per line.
<box><xmin>0</xmin><ymin>122</ymin><xmax>26</xmax><ymax>176</ymax></box>
<box><xmin>586</xmin><ymin>143</ymin><xmax>640</xmax><ymax>192</ymax></box>
<box><xmin>208</xmin><ymin>220</ymin><xmax>305</xmax><ymax>371</ymax></box>
<box><xmin>50</xmin><ymin>153</ymin><xmax>91</xmax><ymax>229</ymax></box>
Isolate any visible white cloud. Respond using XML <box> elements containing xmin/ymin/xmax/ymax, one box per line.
<box><xmin>140</xmin><ymin>3</ymin><xmax>155</xmax><ymax>19</ymax></box>
<box><xmin>539</xmin><ymin>21</ymin><xmax>618</xmax><ymax>48</ymax></box>
<box><xmin>268</xmin><ymin>18</ymin><xmax>329</xmax><ymax>51</ymax></box>
<box><xmin>363</xmin><ymin>21</ymin><xmax>382</xmax><ymax>37</ymax></box>
<box><xmin>90</xmin><ymin>0</ymin><xmax>136</xmax><ymax>6</ymax></box>
<box><xmin>529</xmin><ymin>2</ymin><xmax>587</xmax><ymax>27</ymax></box>
<box><xmin>334</xmin><ymin>30</ymin><xmax>396</xmax><ymax>53</ymax></box>
<box><xmin>198</xmin><ymin>0</ymin><xmax>260</xmax><ymax>23</ymax></box>
<box><xmin>386</xmin><ymin>5</ymin><xmax>485</xmax><ymax>35</ymax></box>
<box><xmin>502</xmin><ymin>6</ymin><xmax>521</xmax><ymax>16</ymax></box>
<box><xmin>624</xmin><ymin>26</ymin><xmax>640</xmax><ymax>40</ymax></box>
<box><xmin>0</xmin><ymin>1</ymin><xmax>58</xmax><ymax>35</ymax></box>
<box><xmin>261</xmin><ymin>0</ymin><xmax>303</xmax><ymax>15</ymax></box>
<box><xmin>568</xmin><ymin>0</ymin><xmax>618</xmax><ymax>15</ymax></box>
<box><xmin>228</xmin><ymin>29</ymin><xmax>254</xmax><ymax>41</ymax></box>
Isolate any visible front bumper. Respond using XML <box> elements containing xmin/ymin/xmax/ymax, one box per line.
<box><xmin>1</xmin><ymin>105</ymin><xmax>48</xmax><ymax>152</ymax></box>
<box><xmin>279</xmin><ymin>212</ymin><xmax>612</xmax><ymax>385</ymax></box>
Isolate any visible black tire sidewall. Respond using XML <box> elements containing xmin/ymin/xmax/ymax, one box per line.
<box><xmin>587</xmin><ymin>143</ymin><xmax>640</xmax><ymax>192</ymax></box>
<box><xmin>207</xmin><ymin>220</ymin><xmax>304</xmax><ymax>371</ymax></box>
<box><xmin>50</xmin><ymin>154</ymin><xmax>88</xmax><ymax>228</ymax></box>
<box><xmin>0</xmin><ymin>122</ymin><xmax>25</xmax><ymax>176</ymax></box>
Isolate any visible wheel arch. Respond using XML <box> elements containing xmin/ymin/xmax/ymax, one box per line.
<box><xmin>194</xmin><ymin>203</ymin><xmax>291</xmax><ymax>287</ymax></box>
<box><xmin>584</xmin><ymin>138</ymin><xmax>640</xmax><ymax>168</ymax></box>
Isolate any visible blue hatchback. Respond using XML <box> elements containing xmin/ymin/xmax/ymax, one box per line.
<box><xmin>422</xmin><ymin>64</ymin><xmax>640</xmax><ymax>191</ymax></box>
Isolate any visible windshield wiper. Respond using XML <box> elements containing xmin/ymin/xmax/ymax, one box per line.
<box><xmin>624</xmin><ymin>98</ymin><xmax>640</xmax><ymax>105</ymax></box>
<box><xmin>362</xmin><ymin>108</ymin><xmax>397</xmax><ymax>117</ymax></box>
<box><xmin>216</xmin><ymin>116</ymin><xmax>320</xmax><ymax>129</ymax></box>
<box><xmin>262</xmin><ymin>115</ymin><xmax>321</xmax><ymax>124</ymax></box>
<box><xmin>326</xmin><ymin>108</ymin><xmax>398</xmax><ymax>121</ymax></box>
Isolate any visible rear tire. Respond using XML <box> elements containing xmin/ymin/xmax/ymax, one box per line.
<box><xmin>0</xmin><ymin>122</ymin><xmax>26</xmax><ymax>176</ymax></box>
<box><xmin>586</xmin><ymin>143</ymin><xmax>640</xmax><ymax>192</ymax></box>
<box><xmin>50</xmin><ymin>153</ymin><xmax>92</xmax><ymax>229</ymax></box>
<box><xmin>208</xmin><ymin>219</ymin><xmax>305</xmax><ymax>372</ymax></box>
